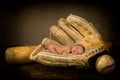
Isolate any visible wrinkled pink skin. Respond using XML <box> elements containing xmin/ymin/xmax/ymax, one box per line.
<box><xmin>71</xmin><ymin>45</ymin><xmax>85</xmax><ymax>55</ymax></box>
<box><xmin>47</xmin><ymin>43</ymin><xmax>85</xmax><ymax>55</ymax></box>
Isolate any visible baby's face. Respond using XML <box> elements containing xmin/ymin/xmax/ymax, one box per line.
<box><xmin>71</xmin><ymin>45</ymin><xmax>85</xmax><ymax>55</ymax></box>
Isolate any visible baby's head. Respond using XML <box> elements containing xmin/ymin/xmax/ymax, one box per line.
<box><xmin>71</xmin><ymin>44</ymin><xmax>85</xmax><ymax>55</ymax></box>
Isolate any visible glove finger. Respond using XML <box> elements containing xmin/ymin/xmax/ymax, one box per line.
<box><xmin>66</xmin><ymin>14</ymin><xmax>101</xmax><ymax>38</ymax></box>
<box><xmin>58</xmin><ymin>18</ymin><xmax>84</xmax><ymax>43</ymax></box>
<box><xmin>30</xmin><ymin>44</ymin><xmax>46</xmax><ymax>60</ymax></box>
<box><xmin>41</xmin><ymin>37</ymin><xmax>60</xmax><ymax>49</ymax></box>
<box><xmin>30</xmin><ymin>37</ymin><xmax>59</xmax><ymax>60</ymax></box>
<box><xmin>50</xmin><ymin>25</ymin><xmax>74</xmax><ymax>46</ymax></box>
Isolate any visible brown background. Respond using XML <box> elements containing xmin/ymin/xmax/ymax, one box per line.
<box><xmin>0</xmin><ymin>0</ymin><xmax>120</xmax><ymax>80</ymax></box>
<box><xmin>1</xmin><ymin>1</ymin><xmax>119</xmax><ymax>46</ymax></box>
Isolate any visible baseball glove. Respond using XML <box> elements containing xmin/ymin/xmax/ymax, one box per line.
<box><xmin>29</xmin><ymin>14</ymin><xmax>110</xmax><ymax>68</ymax></box>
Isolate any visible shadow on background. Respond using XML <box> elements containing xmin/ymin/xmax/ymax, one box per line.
<box><xmin>0</xmin><ymin>0</ymin><xmax>120</xmax><ymax>80</ymax></box>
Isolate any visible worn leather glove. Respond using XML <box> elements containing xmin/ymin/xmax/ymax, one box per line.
<box><xmin>30</xmin><ymin>14</ymin><xmax>111</xmax><ymax>68</ymax></box>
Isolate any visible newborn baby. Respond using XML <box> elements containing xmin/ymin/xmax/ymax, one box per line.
<box><xmin>47</xmin><ymin>43</ymin><xmax>85</xmax><ymax>55</ymax></box>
